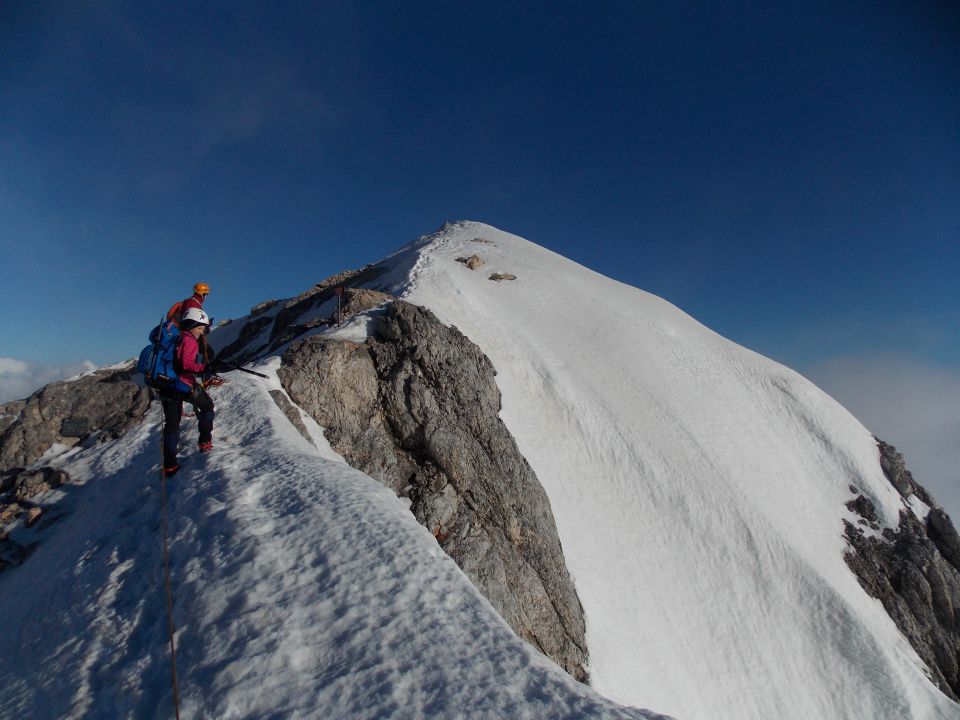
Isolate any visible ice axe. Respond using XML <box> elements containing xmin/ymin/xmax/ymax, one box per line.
<box><xmin>215</xmin><ymin>360</ymin><xmax>269</xmax><ymax>379</ymax></box>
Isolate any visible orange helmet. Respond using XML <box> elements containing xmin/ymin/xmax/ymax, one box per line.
<box><xmin>193</xmin><ymin>282</ymin><xmax>210</xmax><ymax>296</ymax></box>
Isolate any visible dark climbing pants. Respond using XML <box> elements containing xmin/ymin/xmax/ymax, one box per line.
<box><xmin>160</xmin><ymin>386</ymin><xmax>215</xmax><ymax>468</ymax></box>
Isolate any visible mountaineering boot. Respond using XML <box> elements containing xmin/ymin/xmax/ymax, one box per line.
<box><xmin>198</xmin><ymin>441</ymin><xmax>212</xmax><ymax>453</ymax></box>
<box><xmin>163</xmin><ymin>463</ymin><xmax>180</xmax><ymax>478</ymax></box>
<box><xmin>204</xmin><ymin>375</ymin><xmax>226</xmax><ymax>387</ymax></box>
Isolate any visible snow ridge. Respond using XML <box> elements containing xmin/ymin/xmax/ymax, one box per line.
<box><xmin>397</xmin><ymin>222</ymin><xmax>958</xmax><ymax>720</ymax></box>
<box><xmin>0</xmin><ymin>363</ymin><xmax>666</xmax><ymax>719</ymax></box>
<box><xmin>2</xmin><ymin>220</ymin><xmax>958</xmax><ymax>719</ymax></box>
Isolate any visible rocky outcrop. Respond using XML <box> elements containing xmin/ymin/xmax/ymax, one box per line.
<box><xmin>0</xmin><ymin>400</ymin><xmax>25</xmax><ymax>437</ymax></box>
<box><xmin>844</xmin><ymin>440</ymin><xmax>960</xmax><ymax>701</ymax></box>
<box><xmin>217</xmin><ymin>267</ymin><xmax>392</xmax><ymax>366</ymax></box>
<box><xmin>268</xmin><ymin>390</ymin><xmax>315</xmax><ymax>448</ymax></box>
<box><xmin>10</xmin><ymin>467</ymin><xmax>69</xmax><ymax>502</ymax></box>
<box><xmin>217</xmin><ymin>316</ymin><xmax>275</xmax><ymax>366</ymax></box>
<box><xmin>455</xmin><ymin>255</ymin><xmax>485</xmax><ymax>270</ymax></box>
<box><xmin>0</xmin><ymin>364</ymin><xmax>151</xmax><ymax>472</ymax></box>
<box><xmin>489</xmin><ymin>273</ymin><xmax>517</xmax><ymax>282</ymax></box>
<box><xmin>278</xmin><ymin>300</ymin><xmax>589</xmax><ymax>681</ymax></box>
<box><xmin>250</xmin><ymin>298</ymin><xmax>281</xmax><ymax>317</ymax></box>
<box><xmin>0</xmin><ymin>364</ymin><xmax>147</xmax><ymax>573</ymax></box>
<box><xmin>0</xmin><ymin>466</ymin><xmax>72</xmax><ymax>570</ymax></box>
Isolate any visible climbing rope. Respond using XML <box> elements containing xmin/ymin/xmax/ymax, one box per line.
<box><xmin>160</xmin><ymin>409</ymin><xmax>182</xmax><ymax>719</ymax></box>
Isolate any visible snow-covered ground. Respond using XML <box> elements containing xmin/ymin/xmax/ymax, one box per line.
<box><xmin>397</xmin><ymin>223</ymin><xmax>958</xmax><ymax>720</ymax></box>
<box><xmin>0</xmin><ymin>364</ymin><xmax>665</xmax><ymax>719</ymax></box>
<box><xmin>1</xmin><ymin>221</ymin><xmax>957</xmax><ymax>719</ymax></box>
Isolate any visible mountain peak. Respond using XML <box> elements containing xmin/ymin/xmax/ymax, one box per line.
<box><xmin>1</xmin><ymin>222</ymin><xmax>958</xmax><ymax>719</ymax></box>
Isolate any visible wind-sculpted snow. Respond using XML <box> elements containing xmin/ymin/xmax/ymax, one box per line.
<box><xmin>393</xmin><ymin>222</ymin><xmax>960</xmax><ymax>720</ymax></box>
<box><xmin>0</xmin><ymin>372</ymin><xmax>667</xmax><ymax>720</ymax></box>
<box><xmin>4</xmin><ymin>220</ymin><xmax>959</xmax><ymax>719</ymax></box>
<box><xmin>277</xmin><ymin>300</ymin><xmax>590</xmax><ymax>681</ymax></box>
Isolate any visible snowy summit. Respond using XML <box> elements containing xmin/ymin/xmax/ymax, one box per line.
<box><xmin>0</xmin><ymin>221</ymin><xmax>958</xmax><ymax>720</ymax></box>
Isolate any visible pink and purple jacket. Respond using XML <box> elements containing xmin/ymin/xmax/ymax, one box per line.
<box><xmin>176</xmin><ymin>332</ymin><xmax>206</xmax><ymax>389</ymax></box>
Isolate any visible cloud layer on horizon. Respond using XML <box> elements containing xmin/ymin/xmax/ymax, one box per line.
<box><xmin>0</xmin><ymin>357</ymin><xmax>98</xmax><ymax>404</ymax></box>
<box><xmin>805</xmin><ymin>353</ymin><xmax>960</xmax><ymax>523</ymax></box>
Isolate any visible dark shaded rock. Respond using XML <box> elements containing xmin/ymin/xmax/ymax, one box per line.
<box><xmin>846</xmin><ymin>495</ymin><xmax>878</xmax><ymax>524</ymax></box>
<box><xmin>278</xmin><ymin>300</ymin><xmax>589</xmax><ymax>681</ymax></box>
<box><xmin>219</xmin><ymin>267</ymin><xmax>392</xmax><ymax>365</ymax></box>
<box><xmin>0</xmin><ymin>364</ymin><xmax>151</xmax><ymax>472</ymax></box>
<box><xmin>0</xmin><ymin>400</ymin><xmax>25</xmax><ymax>436</ymax></box>
<box><xmin>489</xmin><ymin>273</ymin><xmax>517</xmax><ymax>282</ymax></box>
<box><xmin>268</xmin><ymin>264</ymin><xmax>388</xmax><ymax>347</ymax></box>
<box><xmin>0</xmin><ymin>532</ymin><xmax>29</xmax><ymax>570</ymax></box>
<box><xmin>928</xmin><ymin>509</ymin><xmax>960</xmax><ymax>572</ymax></box>
<box><xmin>267</xmin><ymin>318</ymin><xmax>329</xmax><ymax>356</ymax></box>
<box><xmin>267</xmin><ymin>288</ymin><xmax>394</xmax><ymax>356</ymax></box>
<box><xmin>844</xmin><ymin>439</ymin><xmax>960</xmax><ymax>701</ymax></box>
<box><xmin>216</xmin><ymin>315</ymin><xmax>275</xmax><ymax>366</ymax></box>
<box><xmin>24</xmin><ymin>507</ymin><xmax>42</xmax><ymax>528</ymax></box>
<box><xmin>251</xmin><ymin>298</ymin><xmax>281</xmax><ymax>317</ymax></box>
<box><xmin>268</xmin><ymin>390</ymin><xmax>316</xmax><ymax>448</ymax></box>
<box><xmin>877</xmin><ymin>439</ymin><xmax>936</xmax><ymax>507</ymax></box>
<box><xmin>0</xmin><ymin>467</ymin><xmax>21</xmax><ymax>494</ymax></box>
<box><xmin>12</xmin><ymin>468</ymin><xmax>69</xmax><ymax>502</ymax></box>
<box><xmin>0</xmin><ymin>502</ymin><xmax>21</xmax><ymax>527</ymax></box>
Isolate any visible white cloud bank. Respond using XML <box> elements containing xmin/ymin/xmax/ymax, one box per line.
<box><xmin>0</xmin><ymin>357</ymin><xmax>98</xmax><ymax>404</ymax></box>
<box><xmin>805</xmin><ymin>353</ymin><xmax>960</xmax><ymax>523</ymax></box>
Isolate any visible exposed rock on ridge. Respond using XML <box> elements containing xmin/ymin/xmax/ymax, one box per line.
<box><xmin>0</xmin><ymin>364</ymin><xmax>151</xmax><ymax>473</ymax></box>
<box><xmin>277</xmin><ymin>300</ymin><xmax>589</xmax><ymax>681</ymax></box>
<box><xmin>0</xmin><ymin>365</ymin><xmax>151</xmax><ymax>570</ymax></box>
<box><xmin>844</xmin><ymin>440</ymin><xmax>960</xmax><ymax>701</ymax></box>
<box><xmin>218</xmin><ymin>264</ymin><xmax>392</xmax><ymax>366</ymax></box>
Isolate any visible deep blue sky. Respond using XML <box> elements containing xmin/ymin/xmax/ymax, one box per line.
<box><xmin>2</xmin><ymin>2</ymin><xmax>958</xmax><ymax>381</ymax></box>
<box><xmin>2</xmin><ymin>0</ymin><xmax>957</xmax><ymax>366</ymax></box>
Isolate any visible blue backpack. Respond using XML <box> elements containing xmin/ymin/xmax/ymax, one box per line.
<box><xmin>137</xmin><ymin>320</ymin><xmax>191</xmax><ymax>393</ymax></box>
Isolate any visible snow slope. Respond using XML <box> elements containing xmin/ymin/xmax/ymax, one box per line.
<box><xmin>0</xmin><ymin>363</ymin><xmax>665</xmax><ymax>719</ymax></box>
<box><xmin>394</xmin><ymin>223</ymin><xmax>959</xmax><ymax>720</ymax></box>
<box><xmin>3</xmin><ymin>220</ymin><xmax>957</xmax><ymax>719</ymax></box>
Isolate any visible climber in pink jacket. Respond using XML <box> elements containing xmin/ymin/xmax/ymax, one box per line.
<box><xmin>160</xmin><ymin>307</ymin><xmax>216</xmax><ymax>477</ymax></box>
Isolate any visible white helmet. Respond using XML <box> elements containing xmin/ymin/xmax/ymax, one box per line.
<box><xmin>182</xmin><ymin>308</ymin><xmax>210</xmax><ymax>327</ymax></box>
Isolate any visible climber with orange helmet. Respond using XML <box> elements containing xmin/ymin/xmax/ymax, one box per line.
<box><xmin>165</xmin><ymin>281</ymin><xmax>225</xmax><ymax>387</ymax></box>
<box><xmin>167</xmin><ymin>282</ymin><xmax>210</xmax><ymax>327</ymax></box>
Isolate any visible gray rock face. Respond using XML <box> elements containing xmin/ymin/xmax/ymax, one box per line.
<box><xmin>0</xmin><ymin>400</ymin><xmax>25</xmax><ymax>437</ymax></box>
<box><xmin>217</xmin><ymin>267</ymin><xmax>392</xmax><ymax>366</ymax></box>
<box><xmin>844</xmin><ymin>440</ymin><xmax>960</xmax><ymax>701</ymax></box>
<box><xmin>0</xmin><ymin>364</ymin><xmax>151</xmax><ymax>472</ymax></box>
<box><xmin>0</xmin><ymin>365</ymin><xmax>146</xmax><ymax>574</ymax></box>
<box><xmin>278</xmin><ymin>300</ymin><xmax>589</xmax><ymax>681</ymax></box>
<box><xmin>268</xmin><ymin>390</ymin><xmax>316</xmax><ymax>448</ymax></box>
<box><xmin>13</xmin><ymin>467</ymin><xmax>69</xmax><ymax>502</ymax></box>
